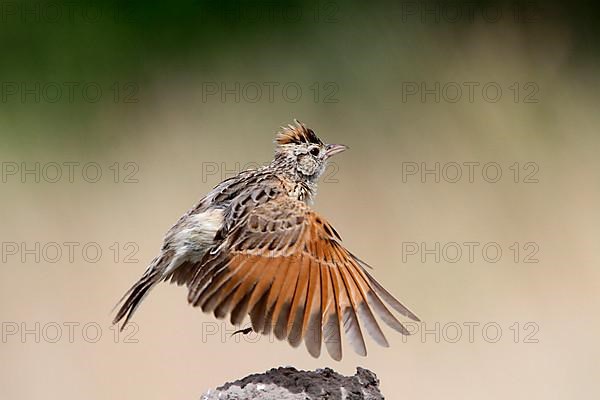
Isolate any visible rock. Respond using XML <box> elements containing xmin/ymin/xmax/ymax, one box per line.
<box><xmin>201</xmin><ymin>366</ymin><xmax>384</xmax><ymax>400</ymax></box>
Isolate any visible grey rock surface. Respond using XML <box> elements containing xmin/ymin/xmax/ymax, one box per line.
<box><xmin>201</xmin><ymin>366</ymin><xmax>384</xmax><ymax>400</ymax></box>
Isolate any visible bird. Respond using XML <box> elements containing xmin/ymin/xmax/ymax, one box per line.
<box><xmin>113</xmin><ymin>119</ymin><xmax>419</xmax><ymax>360</ymax></box>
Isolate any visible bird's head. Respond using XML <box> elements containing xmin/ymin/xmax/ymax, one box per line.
<box><xmin>273</xmin><ymin>119</ymin><xmax>347</xmax><ymax>183</ymax></box>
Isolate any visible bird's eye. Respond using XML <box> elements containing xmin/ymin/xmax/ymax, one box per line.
<box><xmin>310</xmin><ymin>148</ymin><xmax>320</xmax><ymax>156</ymax></box>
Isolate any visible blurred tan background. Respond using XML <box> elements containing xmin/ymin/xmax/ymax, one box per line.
<box><xmin>1</xmin><ymin>1</ymin><xmax>599</xmax><ymax>399</ymax></box>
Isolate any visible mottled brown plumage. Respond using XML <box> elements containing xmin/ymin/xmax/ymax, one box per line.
<box><xmin>113</xmin><ymin>119</ymin><xmax>419</xmax><ymax>360</ymax></box>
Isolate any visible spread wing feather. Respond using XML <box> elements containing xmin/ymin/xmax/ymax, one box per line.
<box><xmin>187</xmin><ymin>194</ymin><xmax>419</xmax><ymax>359</ymax></box>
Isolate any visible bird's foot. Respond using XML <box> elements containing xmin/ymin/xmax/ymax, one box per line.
<box><xmin>231</xmin><ymin>327</ymin><xmax>253</xmax><ymax>336</ymax></box>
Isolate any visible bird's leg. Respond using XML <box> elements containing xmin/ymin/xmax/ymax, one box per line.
<box><xmin>231</xmin><ymin>327</ymin><xmax>253</xmax><ymax>336</ymax></box>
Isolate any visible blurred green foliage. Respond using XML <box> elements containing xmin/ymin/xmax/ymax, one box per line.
<box><xmin>0</xmin><ymin>0</ymin><xmax>598</xmax><ymax>149</ymax></box>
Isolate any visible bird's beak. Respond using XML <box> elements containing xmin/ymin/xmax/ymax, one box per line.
<box><xmin>324</xmin><ymin>143</ymin><xmax>348</xmax><ymax>158</ymax></box>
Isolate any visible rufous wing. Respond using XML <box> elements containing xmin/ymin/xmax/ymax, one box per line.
<box><xmin>187</xmin><ymin>197</ymin><xmax>419</xmax><ymax>360</ymax></box>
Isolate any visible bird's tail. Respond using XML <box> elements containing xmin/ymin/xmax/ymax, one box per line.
<box><xmin>112</xmin><ymin>255</ymin><xmax>166</xmax><ymax>330</ymax></box>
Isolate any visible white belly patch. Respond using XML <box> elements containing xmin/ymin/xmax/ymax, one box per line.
<box><xmin>163</xmin><ymin>208</ymin><xmax>224</xmax><ymax>276</ymax></box>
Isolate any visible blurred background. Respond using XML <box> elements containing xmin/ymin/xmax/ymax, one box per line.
<box><xmin>1</xmin><ymin>0</ymin><xmax>599</xmax><ymax>399</ymax></box>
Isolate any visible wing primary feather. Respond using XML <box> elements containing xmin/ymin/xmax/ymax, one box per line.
<box><xmin>262</xmin><ymin>258</ymin><xmax>291</xmax><ymax>335</ymax></box>
<box><xmin>188</xmin><ymin>252</ymin><xmax>232</xmax><ymax>305</ymax></box>
<box><xmin>221</xmin><ymin>256</ymin><xmax>270</xmax><ymax>324</ymax></box>
<box><xmin>330</xmin><ymin>265</ymin><xmax>366</xmax><ymax>357</ymax></box>
<box><xmin>273</xmin><ymin>258</ymin><xmax>300</xmax><ymax>340</ymax></box>
<box><xmin>362</xmin><ymin>268</ymin><xmax>420</xmax><ymax>321</ymax></box>
<box><xmin>202</xmin><ymin>257</ymin><xmax>255</xmax><ymax>315</ymax></box>
<box><xmin>341</xmin><ymin>263</ymin><xmax>388</xmax><ymax>347</ymax></box>
<box><xmin>230</xmin><ymin>289</ymin><xmax>254</xmax><ymax>326</ymax></box>
<box><xmin>322</xmin><ymin>265</ymin><xmax>342</xmax><ymax>361</ymax></box>
<box><xmin>302</xmin><ymin>259</ymin><xmax>322</xmax><ymax>358</ymax></box>
<box><xmin>246</xmin><ymin>258</ymin><xmax>278</xmax><ymax>312</ymax></box>
<box><xmin>366</xmin><ymin>290</ymin><xmax>411</xmax><ymax>335</ymax></box>
<box><xmin>348</xmin><ymin>251</ymin><xmax>374</xmax><ymax>270</ymax></box>
<box><xmin>344</xmin><ymin>261</ymin><xmax>411</xmax><ymax>334</ymax></box>
<box><xmin>249</xmin><ymin>289</ymin><xmax>270</xmax><ymax>332</ymax></box>
<box><xmin>187</xmin><ymin>257</ymin><xmax>221</xmax><ymax>303</ymax></box>
<box><xmin>287</xmin><ymin>255</ymin><xmax>310</xmax><ymax>348</ymax></box>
